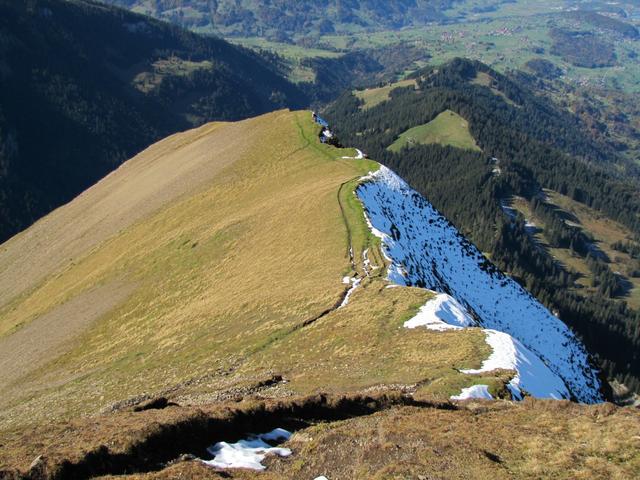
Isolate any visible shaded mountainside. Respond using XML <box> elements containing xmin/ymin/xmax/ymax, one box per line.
<box><xmin>0</xmin><ymin>0</ymin><xmax>306</xmax><ymax>243</ymax></box>
<box><xmin>0</xmin><ymin>110</ymin><xmax>637</xmax><ymax>479</ymax></box>
<box><xmin>324</xmin><ymin>58</ymin><xmax>640</xmax><ymax>394</ymax></box>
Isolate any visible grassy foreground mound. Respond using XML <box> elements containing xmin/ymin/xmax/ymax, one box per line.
<box><xmin>1</xmin><ymin>394</ymin><xmax>638</xmax><ymax>479</ymax></box>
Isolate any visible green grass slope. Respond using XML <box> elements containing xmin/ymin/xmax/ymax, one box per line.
<box><xmin>389</xmin><ymin>110</ymin><xmax>481</xmax><ymax>152</ymax></box>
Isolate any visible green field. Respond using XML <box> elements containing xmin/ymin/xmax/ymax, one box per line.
<box><xmin>388</xmin><ymin>110</ymin><xmax>481</xmax><ymax>152</ymax></box>
<box><xmin>319</xmin><ymin>9</ymin><xmax>640</xmax><ymax>94</ymax></box>
<box><xmin>229</xmin><ymin>37</ymin><xmax>343</xmax><ymax>83</ymax></box>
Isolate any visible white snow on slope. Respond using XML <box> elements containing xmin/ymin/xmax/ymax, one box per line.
<box><xmin>463</xmin><ymin>329</ymin><xmax>570</xmax><ymax>400</ymax></box>
<box><xmin>339</xmin><ymin>277</ymin><xmax>362</xmax><ymax>308</ymax></box>
<box><xmin>451</xmin><ymin>384</ymin><xmax>493</xmax><ymax>400</ymax></box>
<box><xmin>362</xmin><ymin>248</ymin><xmax>378</xmax><ymax>276</ymax></box>
<box><xmin>342</xmin><ymin>148</ymin><xmax>365</xmax><ymax>160</ymax></box>
<box><xmin>202</xmin><ymin>428</ymin><xmax>292</xmax><ymax>470</ymax></box>
<box><xmin>356</xmin><ymin>166</ymin><xmax>602</xmax><ymax>403</ymax></box>
<box><xmin>404</xmin><ymin>293</ymin><xmax>476</xmax><ymax>331</ymax></box>
<box><xmin>406</xmin><ymin>295</ymin><xmax>570</xmax><ymax>399</ymax></box>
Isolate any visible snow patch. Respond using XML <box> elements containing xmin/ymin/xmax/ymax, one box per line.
<box><xmin>451</xmin><ymin>384</ymin><xmax>493</xmax><ymax>400</ymax></box>
<box><xmin>342</xmin><ymin>149</ymin><xmax>365</xmax><ymax>160</ymax></box>
<box><xmin>339</xmin><ymin>277</ymin><xmax>362</xmax><ymax>308</ymax></box>
<box><xmin>404</xmin><ymin>293</ymin><xmax>476</xmax><ymax>331</ymax></box>
<box><xmin>500</xmin><ymin>200</ymin><xmax>517</xmax><ymax>220</ymax></box>
<box><xmin>202</xmin><ymin>428</ymin><xmax>292</xmax><ymax>471</ymax></box>
<box><xmin>356</xmin><ymin>165</ymin><xmax>602</xmax><ymax>403</ymax></box>
<box><xmin>462</xmin><ymin>329</ymin><xmax>569</xmax><ymax>400</ymax></box>
<box><xmin>362</xmin><ymin>248</ymin><xmax>380</xmax><ymax>276</ymax></box>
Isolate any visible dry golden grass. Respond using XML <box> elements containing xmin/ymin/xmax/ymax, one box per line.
<box><xmin>354</xmin><ymin>79</ymin><xmax>417</xmax><ymax>110</ymax></box>
<box><xmin>2</xmin><ymin>393</ymin><xmax>637</xmax><ymax>480</ymax></box>
<box><xmin>0</xmin><ymin>120</ymin><xmax>234</xmax><ymax>312</ymax></box>
<box><xmin>0</xmin><ymin>110</ymin><xmax>356</xmax><ymax>426</ymax></box>
<box><xmin>268</xmin><ymin>400</ymin><xmax>640</xmax><ymax>480</ymax></box>
<box><xmin>237</xmin><ymin>280</ymin><xmax>491</xmax><ymax>396</ymax></box>
<box><xmin>0</xmin><ymin>110</ymin><xmax>491</xmax><ymax>436</ymax></box>
<box><xmin>0</xmin><ymin>281</ymin><xmax>135</xmax><ymax>388</ymax></box>
<box><xmin>0</xmin><ymin>111</ymin><xmax>637</xmax><ymax>480</ymax></box>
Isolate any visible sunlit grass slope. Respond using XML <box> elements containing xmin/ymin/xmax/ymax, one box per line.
<box><xmin>354</xmin><ymin>79</ymin><xmax>417</xmax><ymax>110</ymax></box>
<box><xmin>0</xmin><ymin>110</ymin><xmax>489</xmax><ymax>432</ymax></box>
<box><xmin>388</xmin><ymin>109</ymin><xmax>481</xmax><ymax>152</ymax></box>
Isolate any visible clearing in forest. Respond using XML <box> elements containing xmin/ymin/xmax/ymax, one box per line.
<box><xmin>388</xmin><ymin>110</ymin><xmax>481</xmax><ymax>152</ymax></box>
<box><xmin>354</xmin><ymin>79</ymin><xmax>417</xmax><ymax>110</ymax></box>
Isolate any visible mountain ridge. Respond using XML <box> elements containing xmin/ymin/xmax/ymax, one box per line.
<box><xmin>0</xmin><ymin>108</ymin><xmax>602</xmax><ymax>429</ymax></box>
<box><xmin>0</xmin><ymin>109</ymin><xmax>637</xmax><ymax>479</ymax></box>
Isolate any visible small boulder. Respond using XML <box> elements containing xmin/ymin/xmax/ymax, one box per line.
<box><xmin>26</xmin><ymin>455</ymin><xmax>47</xmax><ymax>479</ymax></box>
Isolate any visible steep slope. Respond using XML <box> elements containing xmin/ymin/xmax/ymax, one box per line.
<box><xmin>0</xmin><ymin>0</ymin><xmax>306</xmax><ymax>244</ymax></box>
<box><xmin>357</xmin><ymin>166</ymin><xmax>602</xmax><ymax>402</ymax></box>
<box><xmin>325</xmin><ymin>58</ymin><xmax>640</xmax><ymax>395</ymax></box>
<box><xmin>0</xmin><ymin>110</ymin><xmax>489</xmax><ymax>432</ymax></box>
